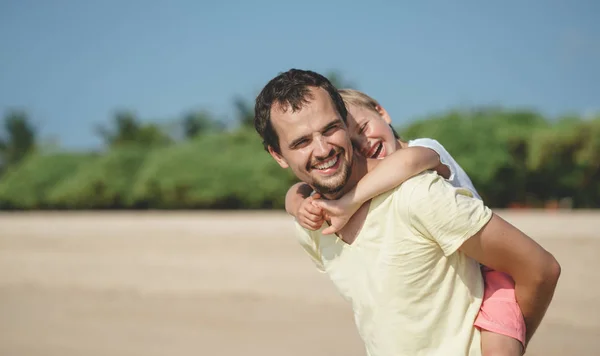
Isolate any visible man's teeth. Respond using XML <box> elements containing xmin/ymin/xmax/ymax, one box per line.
<box><xmin>315</xmin><ymin>156</ymin><xmax>338</xmax><ymax>170</ymax></box>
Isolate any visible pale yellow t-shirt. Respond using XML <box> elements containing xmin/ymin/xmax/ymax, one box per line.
<box><xmin>294</xmin><ymin>171</ymin><xmax>492</xmax><ymax>356</ymax></box>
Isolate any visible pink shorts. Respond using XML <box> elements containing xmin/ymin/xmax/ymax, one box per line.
<box><xmin>474</xmin><ymin>266</ymin><xmax>526</xmax><ymax>347</ymax></box>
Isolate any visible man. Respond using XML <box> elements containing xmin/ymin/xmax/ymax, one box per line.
<box><xmin>253</xmin><ymin>69</ymin><xmax>561</xmax><ymax>355</ymax></box>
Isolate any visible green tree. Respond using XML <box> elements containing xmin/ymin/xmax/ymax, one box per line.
<box><xmin>234</xmin><ymin>96</ymin><xmax>255</xmax><ymax>128</ymax></box>
<box><xmin>528</xmin><ymin>116</ymin><xmax>600</xmax><ymax>207</ymax></box>
<box><xmin>96</xmin><ymin>111</ymin><xmax>172</xmax><ymax>148</ymax></box>
<box><xmin>400</xmin><ymin>107</ymin><xmax>548</xmax><ymax>207</ymax></box>
<box><xmin>0</xmin><ymin>110</ymin><xmax>37</xmax><ymax>171</ymax></box>
<box><xmin>181</xmin><ymin>110</ymin><xmax>225</xmax><ymax>139</ymax></box>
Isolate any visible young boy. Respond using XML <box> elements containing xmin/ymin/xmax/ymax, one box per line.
<box><xmin>285</xmin><ymin>89</ymin><xmax>526</xmax><ymax>356</ymax></box>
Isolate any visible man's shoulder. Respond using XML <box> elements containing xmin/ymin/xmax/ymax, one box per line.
<box><xmin>392</xmin><ymin>170</ymin><xmax>443</xmax><ymax>196</ymax></box>
<box><xmin>373</xmin><ymin>171</ymin><xmax>444</xmax><ymax>215</ymax></box>
<box><xmin>390</xmin><ymin>170</ymin><xmax>473</xmax><ymax>207</ymax></box>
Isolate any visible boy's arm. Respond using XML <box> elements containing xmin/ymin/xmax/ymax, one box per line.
<box><xmin>314</xmin><ymin>147</ymin><xmax>441</xmax><ymax>235</ymax></box>
<box><xmin>285</xmin><ymin>182</ymin><xmax>314</xmax><ymax>216</ymax></box>
<box><xmin>341</xmin><ymin>146</ymin><xmax>440</xmax><ymax>208</ymax></box>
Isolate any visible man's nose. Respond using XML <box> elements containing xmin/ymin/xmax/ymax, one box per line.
<box><xmin>313</xmin><ymin>136</ymin><xmax>331</xmax><ymax>158</ymax></box>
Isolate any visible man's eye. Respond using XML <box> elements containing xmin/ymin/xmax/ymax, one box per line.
<box><xmin>294</xmin><ymin>139</ymin><xmax>308</xmax><ymax>148</ymax></box>
<box><xmin>324</xmin><ymin>126</ymin><xmax>337</xmax><ymax>135</ymax></box>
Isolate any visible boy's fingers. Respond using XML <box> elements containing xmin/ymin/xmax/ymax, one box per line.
<box><xmin>305</xmin><ymin>203</ymin><xmax>322</xmax><ymax>215</ymax></box>
<box><xmin>305</xmin><ymin>212</ymin><xmax>324</xmax><ymax>223</ymax></box>
<box><xmin>322</xmin><ymin>225</ymin><xmax>337</xmax><ymax>235</ymax></box>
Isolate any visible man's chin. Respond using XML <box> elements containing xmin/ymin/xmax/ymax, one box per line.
<box><xmin>311</xmin><ymin>175</ymin><xmax>348</xmax><ymax>199</ymax></box>
<box><xmin>308</xmin><ymin>160</ymin><xmax>351</xmax><ymax>199</ymax></box>
<box><xmin>313</xmin><ymin>184</ymin><xmax>344</xmax><ymax>199</ymax></box>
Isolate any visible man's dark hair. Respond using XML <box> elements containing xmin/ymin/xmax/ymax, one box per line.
<box><xmin>254</xmin><ymin>69</ymin><xmax>348</xmax><ymax>153</ymax></box>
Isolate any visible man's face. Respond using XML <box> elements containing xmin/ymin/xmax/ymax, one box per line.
<box><xmin>268</xmin><ymin>87</ymin><xmax>353</xmax><ymax>197</ymax></box>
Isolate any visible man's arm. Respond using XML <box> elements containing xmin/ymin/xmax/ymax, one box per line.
<box><xmin>406</xmin><ymin>173</ymin><xmax>561</xmax><ymax>347</ymax></box>
<box><xmin>458</xmin><ymin>213</ymin><xmax>561</xmax><ymax>345</ymax></box>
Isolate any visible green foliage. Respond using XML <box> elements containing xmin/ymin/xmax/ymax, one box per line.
<box><xmin>46</xmin><ymin>146</ymin><xmax>152</xmax><ymax>209</ymax></box>
<box><xmin>96</xmin><ymin>111</ymin><xmax>172</xmax><ymax>148</ymax></box>
<box><xmin>130</xmin><ymin>128</ymin><xmax>297</xmax><ymax>209</ymax></box>
<box><xmin>0</xmin><ymin>104</ymin><xmax>598</xmax><ymax>210</ymax></box>
<box><xmin>0</xmin><ymin>110</ymin><xmax>37</xmax><ymax>171</ymax></box>
<box><xmin>233</xmin><ymin>96</ymin><xmax>255</xmax><ymax>128</ymax></box>
<box><xmin>399</xmin><ymin>108</ymin><xmax>598</xmax><ymax>208</ymax></box>
<box><xmin>0</xmin><ymin>152</ymin><xmax>92</xmax><ymax>209</ymax></box>
<box><xmin>181</xmin><ymin>110</ymin><xmax>225</xmax><ymax>138</ymax></box>
<box><xmin>527</xmin><ymin>116</ymin><xmax>600</xmax><ymax>207</ymax></box>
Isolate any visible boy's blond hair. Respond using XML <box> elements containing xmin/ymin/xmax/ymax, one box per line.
<box><xmin>339</xmin><ymin>88</ymin><xmax>401</xmax><ymax>139</ymax></box>
<box><xmin>338</xmin><ymin>89</ymin><xmax>381</xmax><ymax>114</ymax></box>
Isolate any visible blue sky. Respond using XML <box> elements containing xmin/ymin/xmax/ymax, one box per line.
<box><xmin>1</xmin><ymin>0</ymin><xmax>598</xmax><ymax>149</ymax></box>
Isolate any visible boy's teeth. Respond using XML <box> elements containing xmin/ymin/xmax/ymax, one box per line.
<box><xmin>315</xmin><ymin>156</ymin><xmax>338</xmax><ymax>169</ymax></box>
<box><xmin>371</xmin><ymin>143</ymin><xmax>382</xmax><ymax>158</ymax></box>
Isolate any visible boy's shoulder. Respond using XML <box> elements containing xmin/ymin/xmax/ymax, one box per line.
<box><xmin>407</xmin><ymin>137</ymin><xmax>448</xmax><ymax>152</ymax></box>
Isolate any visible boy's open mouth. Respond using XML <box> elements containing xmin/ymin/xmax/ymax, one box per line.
<box><xmin>366</xmin><ymin>142</ymin><xmax>385</xmax><ymax>159</ymax></box>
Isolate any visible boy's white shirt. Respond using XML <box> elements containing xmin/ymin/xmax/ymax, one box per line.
<box><xmin>408</xmin><ymin>138</ymin><xmax>482</xmax><ymax>200</ymax></box>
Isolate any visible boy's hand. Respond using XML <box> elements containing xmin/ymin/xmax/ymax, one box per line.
<box><xmin>295</xmin><ymin>193</ymin><xmax>326</xmax><ymax>231</ymax></box>
<box><xmin>312</xmin><ymin>196</ymin><xmax>361</xmax><ymax>235</ymax></box>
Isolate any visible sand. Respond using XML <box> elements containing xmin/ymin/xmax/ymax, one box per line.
<box><xmin>0</xmin><ymin>210</ymin><xmax>598</xmax><ymax>355</ymax></box>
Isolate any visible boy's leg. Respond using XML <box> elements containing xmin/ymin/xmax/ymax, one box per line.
<box><xmin>480</xmin><ymin>330</ymin><xmax>523</xmax><ymax>356</ymax></box>
<box><xmin>475</xmin><ymin>267</ymin><xmax>527</xmax><ymax>355</ymax></box>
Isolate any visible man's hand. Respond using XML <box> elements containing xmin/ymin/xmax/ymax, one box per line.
<box><xmin>295</xmin><ymin>193</ymin><xmax>326</xmax><ymax>231</ymax></box>
<box><xmin>459</xmin><ymin>213</ymin><xmax>561</xmax><ymax>347</ymax></box>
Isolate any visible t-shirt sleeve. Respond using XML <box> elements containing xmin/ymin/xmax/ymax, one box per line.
<box><xmin>293</xmin><ymin>222</ymin><xmax>326</xmax><ymax>273</ymax></box>
<box><xmin>408</xmin><ymin>138</ymin><xmax>457</xmax><ymax>181</ymax></box>
<box><xmin>405</xmin><ymin>173</ymin><xmax>493</xmax><ymax>256</ymax></box>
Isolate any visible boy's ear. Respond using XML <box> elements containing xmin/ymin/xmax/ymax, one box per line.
<box><xmin>268</xmin><ymin>146</ymin><xmax>289</xmax><ymax>169</ymax></box>
<box><xmin>375</xmin><ymin>105</ymin><xmax>392</xmax><ymax>124</ymax></box>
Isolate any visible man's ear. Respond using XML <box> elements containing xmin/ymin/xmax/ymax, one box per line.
<box><xmin>375</xmin><ymin>105</ymin><xmax>392</xmax><ymax>124</ymax></box>
<box><xmin>268</xmin><ymin>146</ymin><xmax>289</xmax><ymax>169</ymax></box>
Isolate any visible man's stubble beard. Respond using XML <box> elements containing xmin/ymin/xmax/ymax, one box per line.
<box><xmin>311</xmin><ymin>158</ymin><xmax>352</xmax><ymax>199</ymax></box>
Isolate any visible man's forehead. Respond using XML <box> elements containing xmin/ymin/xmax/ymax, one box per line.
<box><xmin>269</xmin><ymin>87</ymin><xmax>340</xmax><ymax>141</ymax></box>
<box><xmin>271</xmin><ymin>88</ymin><xmax>333</xmax><ymax>119</ymax></box>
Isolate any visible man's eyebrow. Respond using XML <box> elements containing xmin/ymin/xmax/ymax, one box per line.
<box><xmin>321</xmin><ymin>118</ymin><xmax>344</xmax><ymax>131</ymax></box>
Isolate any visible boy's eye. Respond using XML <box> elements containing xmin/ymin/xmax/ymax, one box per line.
<box><xmin>359</xmin><ymin>123</ymin><xmax>368</xmax><ymax>134</ymax></box>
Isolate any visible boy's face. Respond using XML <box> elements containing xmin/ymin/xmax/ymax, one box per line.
<box><xmin>346</xmin><ymin>104</ymin><xmax>398</xmax><ymax>160</ymax></box>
